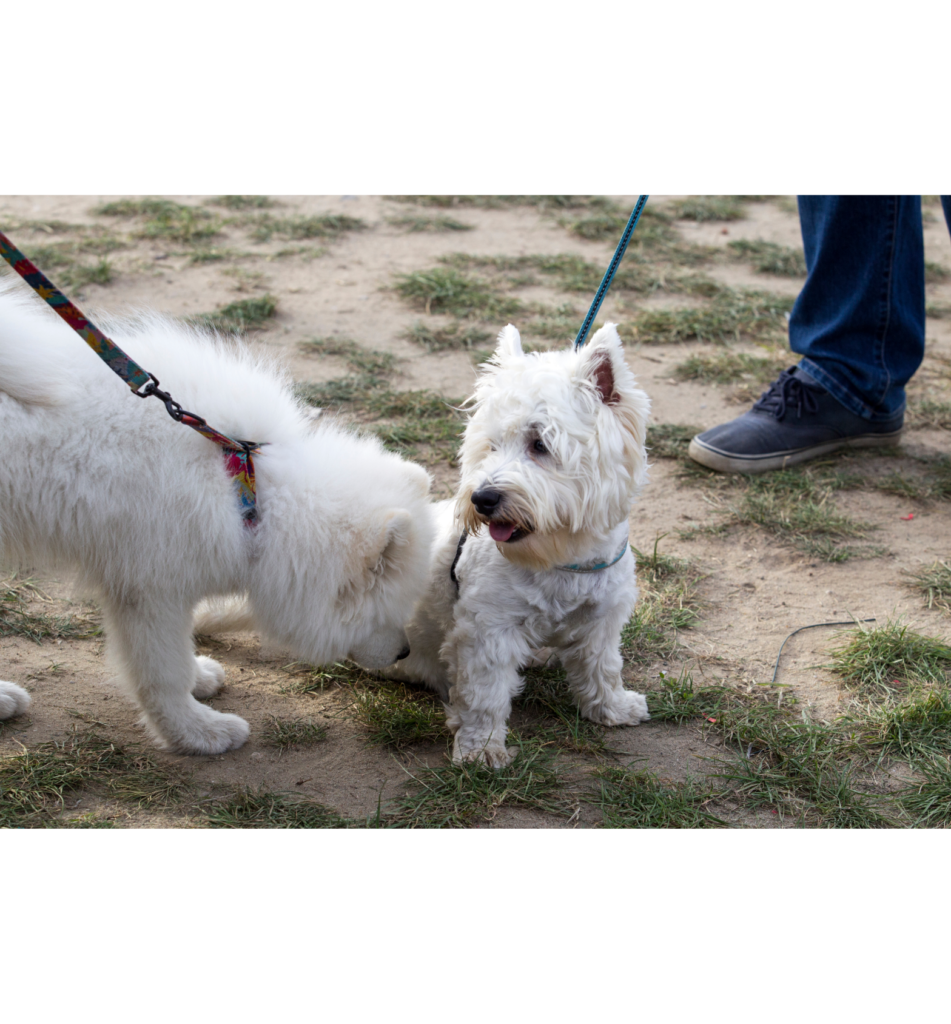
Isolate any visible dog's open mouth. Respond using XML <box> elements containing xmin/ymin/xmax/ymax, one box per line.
<box><xmin>488</xmin><ymin>521</ymin><xmax>531</xmax><ymax>543</ymax></box>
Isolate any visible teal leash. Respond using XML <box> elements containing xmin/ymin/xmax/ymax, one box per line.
<box><xmin>573</xmin><ymin>195</ymin><xmax>649</xmax><ymax>350</ymax></box>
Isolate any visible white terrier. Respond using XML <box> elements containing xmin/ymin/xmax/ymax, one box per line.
<box><xmin>0</xmin><ymin>285</ymin><xmax>433</xmax><ymax>754</ymax></box>
<box><xmin>386</xmin><ymin>323</ymin><xmax>652</xmax><ymax>766</ymax></box>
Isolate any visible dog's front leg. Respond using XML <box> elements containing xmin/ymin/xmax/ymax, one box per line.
<box><xmin>104</xmin><ymin>598</ymin><xmax>250</xmax><ymax>755</ymax></box>
<box><xmin>443</xmin><ymin>623</ymin><xmax>529</xmax><ymax>769</ymax></box>
<box><xmin>559</xmin><ymin>618</ymin><xmax>650</xmax><ymax>728</ymax></box>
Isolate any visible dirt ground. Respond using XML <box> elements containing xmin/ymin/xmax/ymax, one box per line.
<box><xmin>2</xmin><ymin>194</ymin><xmax>951</xmax><ymax>828</ymax></box>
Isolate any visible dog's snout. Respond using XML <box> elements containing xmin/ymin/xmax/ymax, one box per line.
<box><xmin>471</xmin><ymin>488</ymin><xmax>503</xmax><ymax>514</ymax></box>
<box><xmin>396</xmin><ymin>645</ymin><xmax>411</xmax><ymax>661</ymax></box>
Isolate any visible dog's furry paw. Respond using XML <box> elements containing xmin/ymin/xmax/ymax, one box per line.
<box><xmin>586</xmin><ymin>688</ymin><xmax>651</xmax><ymax>727</ymax></box>
<box><xmin>193</xmin><ymin>656</ymin><xmax>225</xmax><ymax>699</ymax></box>
<box><xmin>149</xmin><ymin>704</ymin><xmax>250</xmax><ymax>756</ymax></box>
<box><xmin>452</xmin><ymin>736</ymin><xmax>517</xmax><ymax>769</ymax></box>
<box><xmin>0</xmin><ymin>681</ymin><xmax>31</xmax><ymax>719</ymax></box>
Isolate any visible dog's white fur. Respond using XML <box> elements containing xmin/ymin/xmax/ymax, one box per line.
<box><xmin>0</xmin><ymin>284</ymin><xmax>432</xmax><ymax>754</ymax></box>
<box><xmin>385</xmin><ymin>323</ymin><xmax>652</xmax><ymax>766</ymax></box>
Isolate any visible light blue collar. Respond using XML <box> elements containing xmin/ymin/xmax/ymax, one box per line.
<box><xmin>558</xmin><ymin>539</ymin><xmax>628</xmax><ymax>573</ymax></box>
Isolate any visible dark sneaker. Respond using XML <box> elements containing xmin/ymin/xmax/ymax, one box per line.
<box><xmin>687</xmin><ymin>366</ymin><xmax>905</xmax><ymax>474</ymax></box>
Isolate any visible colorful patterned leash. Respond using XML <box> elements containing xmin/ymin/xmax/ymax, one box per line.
<box><xmin>0</xmin><ymin>230</ymin><xmax>264</xmax><ymax>525</ymax></box>
<box><xmin>573</xmin><ymin>195</ymin><xmax>649</xmax><ymax>350</ymax></box>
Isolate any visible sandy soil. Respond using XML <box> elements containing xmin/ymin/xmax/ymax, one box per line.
<box><xmin>2</xmin><ymin>194</ymin><xmax>950</xmax><ymax>828</ymax></box>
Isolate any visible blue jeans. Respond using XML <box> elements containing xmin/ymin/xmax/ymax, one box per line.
<box><xmin>791</xmin><ymin>195</ymin><xmax>951</xmax><ymax>421</ymax></box>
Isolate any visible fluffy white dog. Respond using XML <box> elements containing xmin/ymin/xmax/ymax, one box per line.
<box><xmin>385</xmin><ymin>323</ymin><xmax>652</xmax><ymax>766</ymax></box>
<box><xmin>0</xmin><ymin>285</ymin><xmax>432</xmax><ymax>754</ymax></box>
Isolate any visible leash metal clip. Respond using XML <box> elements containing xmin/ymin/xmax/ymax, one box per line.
<box><xmin>134</xmin><ymin>375</ymin><xmax>207</xmax><ymax>427</ymax></box>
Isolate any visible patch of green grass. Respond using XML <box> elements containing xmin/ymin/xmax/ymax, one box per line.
<box><xmin>903</xmin><ymin>561</ymin><xmax>951</xmax><ymax>612</ymax></box>
<box><xmin>203</xmin><ymin>790</ymin><xmax>352</xmax><ymax>828</ymax></box>
<box><xmin>647</xmin><ymin>672</ymin><xmax>890</xmax><ymax>827</ymax></box>
<box><xmin>0</xmin><ymin>574</ymin><xmax>101</xmax><ymax>643</ymax></box>
<box><xmin>629</xmin><ymin>288</ymin><xmax>794</xmax><ymax>346</ymax></box>
<box><xmin>874</xmin><ymin>453</ymin><xmax>951</xmax><ymax>502</ymax></box>
<box><xmin>386</xmin><ymin>214</ymin><xmax>473</xmax><ymax>233</ymax></box>
<box><xmin>862</xmin><ymin>688</ymin><xmax>951</xmax><ymax>759</ymax></box>
<box><xmin>670</xmin><ymin>196</ymin><xmax>747</xmax><ymax>222</ymax></box>
<box><xmin>560</xmin><ymin>205</ymin><xmax>713</xmax><ymax>265</ymax></box>
<box><xmin>346</xmin><ymin>682</ymin><xmax>446</xmax><ymax>749</ymax></box>
<box><xmin>906</xmin><ymin>397</ymin><xmax>951</xmax><ymax>430</ymax></box>
<box><xmin>402</xmin><ymin>320</ymin><xmax>492</xmax><ymax>352</ymax></box>
<box><xmin>299</xmin><ymin>336</ymin><xmax>396</xmax><ymax>379</ymax></box>
<box><xmin>566</xmin><ymin>211</ymin><xmax>631</xmax><ymax>241</ymax></box>
<box><xmin>673</xmin><ymin>350</ymin><xmax>789</xmax><ymax>386</ymax></box>
<box><xmin>209</xmin><ymin>195</ymin><xmax>276</xmax><ymax>210</ymax></box>
<box><xmin>828</xmin><ymin>619</ymin><xmax>951</xmax><ymax>695</ymax></box>
<box><xmin>726</xmin><ymin>239</ymin><xmax>807</xmax><ymax>276</ymax></box>
<box><xmin>262</xmin><ymin>717</ymin><xmax>328</xmax><ymax>751</ymax></box>
<box><xmin>295</xmin><ymin>378</ymin><xmax>373</xmax><ymax>407</ymax></box>
<box><xmin>280</xmin><ymin>660</ymin><xmax>374</xmax><ymax>695</ymax></box>
<box><xmin>715</xmin><ymin>740</ymin><xmax>890</xmax><ymax>827</ymax></box>
<box><xmin>715</xmin><ymin>469</ymin><xmax>873</xmax><ymax>562</ymax></box>
<box><xmin>388</xmin><ymin>195</ymin><xmax>615</xmax><ymax>211</ymax></box>
<box><xmin>93</xmin><ymin>198</ymin><xmax>220</xmax><ymax>244</ymax></box>
<box><xmin>394</xmin><ymin>267</ymin><xmax>522</xmax><ymax>320</ymax></box>
<box><xmin>385</xmin><ymin>738</ymin><xmax>568</xmax><ymax>828</ymax></box>
<box><xmin>186</xmin><ymin>247</ymin><xmax>255</xmax><ymax>264</ymax></box>
<box><xmin>246</xmin><ymin>214</ymin><xmax>366</xmax><ymax>243</ymax></box>
<box><xmin>769</xmin><ymin>196</ymin><xmax>800</xmax><ymax>215</ymax></box>
<box><xmin>898</xmin><ymin>757</ymin><xmax>951</xmax><ymax>826</ymax></box>
<box><xmin>593</xmin><ymin>765</ymin><xmax>727</xmax><ymax>827</ymax></box>
<box><xmin>517</xmin><ymin>664</ymin><xmax>608</xmax><ymax>755</ymax></box>
<box><xmin>621</xmin><ymin>538</ymin><xmax>704</xmax><ymax>662</ymax></box>
<box><xmin>191</xmin><ymin>294</ymin><xmax>277</xmax><ymax>332</ymax></box>
<box><xmin>366</xmin><ymin>390</ymin><xmax>466</xmax><ymax>462</ymax></box>
<box><xmin>0</xmin><ymin>731</ymin><xmax>188</xmax><ymax>827</ymax></box>
<box><xmin>646</xmin><ymin>423</ymin><xmax>702</xmax><ymax>460</ymax></box>
<box><xmin>925</xmin><ymin>261</ymin><xmax>950</xmax><ymax>283</ymax></box>
<box><xmin>926</xmin><ymin>302</ymin><xmax>951</xmax><ymax>319</ymax></box>
<box><xmin>19</xmin><ymin>242</ymin><xmax>116</xmax><ymax>291</ymax></box>
<box><xmin>524</xmin><ymin>303</ymin><xmax>586</xmax><ymax>343</ymax></box>
<box><xmin>439</xmin><ymin>251</ymin><xmax>659</xmax><ymax>296</ymax></box>
<box><xmin>272</xmin><ymin>245</ymin><xmax>327</xmax><ymax>261</ymax></box>
<box><xmin>8</xmin><ymin>218</ymin><xmax>83</xmax><ymax>234</ymax></box>
<box><xmin>296</xmin><ymin>334</ymin><xmax>464</xmax><ymax>460</ymax></box>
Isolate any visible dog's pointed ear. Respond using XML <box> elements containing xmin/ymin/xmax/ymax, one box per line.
<box><xmin>577</xmin><ymin>323</ymin><xmax>624</xmax><ymax>405</ymax></box>
<box><xmin>495</xmin><ymin>324</ymin><xmax>523</xmax><ymax>360</ymax></box>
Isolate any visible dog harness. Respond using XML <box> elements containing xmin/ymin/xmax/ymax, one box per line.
<box><xmin>0</xmin><ymin>230</ymin><xmax>264</xmax><ymax>525</ymax></box>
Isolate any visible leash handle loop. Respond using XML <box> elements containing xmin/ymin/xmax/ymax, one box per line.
<box><xmin>573</xmin><ymin>195</ymin><xmax>649</xmax><ymax>350</ymax></box>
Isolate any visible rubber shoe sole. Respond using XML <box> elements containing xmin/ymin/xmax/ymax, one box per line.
<box><xmin>687</xmin><ymin>427</ymin><xmax>905</xmax><ymax>474</ymax></box>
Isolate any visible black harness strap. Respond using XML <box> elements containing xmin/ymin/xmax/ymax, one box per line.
<box><xmin>449</xmin><ymin>533</ymin><xmax>467</xmax><ymax>593</ymax></box>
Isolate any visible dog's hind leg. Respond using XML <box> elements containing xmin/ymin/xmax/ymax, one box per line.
<box><xmin>559</xmin><ymin>620</ymin><xmax>650</xmax><ymax>728</ymax></box>
<box><xmin>103</xmin><ymin>599</ymin><xmax>250</xmax><ymax>755</ymax></box>
<box><xmin>0</xmin><ymin>680</ymin><xmax>31</xmax><ymax>719</ymax></box>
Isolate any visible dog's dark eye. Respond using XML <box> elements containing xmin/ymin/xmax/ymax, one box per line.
<box><xmin>532</xmin><ymin>439</ymin><xmax>548</xmax><ymax>455</ymax></box>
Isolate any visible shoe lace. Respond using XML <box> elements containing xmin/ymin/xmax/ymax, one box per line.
<box><xmin>753</xmin><ymin>368</ymin><xmax>820</xmax><ymax>421</ymax></box>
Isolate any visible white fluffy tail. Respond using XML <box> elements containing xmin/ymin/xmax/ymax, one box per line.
<box><xmin>193</xmin><ymin>595</ymin><xmax>256</xmax><ymax>635</ymax></box>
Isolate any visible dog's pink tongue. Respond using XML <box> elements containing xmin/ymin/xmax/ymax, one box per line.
<box><xmin>489</xmin><ymin>522</ymin><xmax>517</xmax><ymax>543</ymax></box>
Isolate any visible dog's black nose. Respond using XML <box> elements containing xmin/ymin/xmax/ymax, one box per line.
<box><xmin>396</xmin><ymin>646</ymin><xmax>411</xmax><ymax>661</ymax></box>
<box><xmin>471</xmin><ymin>488</ymin><xmax>503</xmax><ymax>514</ymax></box>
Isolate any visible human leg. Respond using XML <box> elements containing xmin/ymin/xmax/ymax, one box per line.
<box><xmin>792</xmin><ymin>195</ymin><xmax>925</xmax><ymax>420</ymax></box>
<box><xmin>689</xmin><ymin>196</ymin><xmax>921</xmax><ymax>473</ymax></box>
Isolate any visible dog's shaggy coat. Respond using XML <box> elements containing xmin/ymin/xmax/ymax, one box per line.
<box><xmin>0</xmin><ymin>285</ymin><xmax>432</xmax><ymax>754</ymax></box>
<box><xmin>385</xmin><ymin>323</ymin><xmax>652</xmax><ymax>766</ymax></box>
